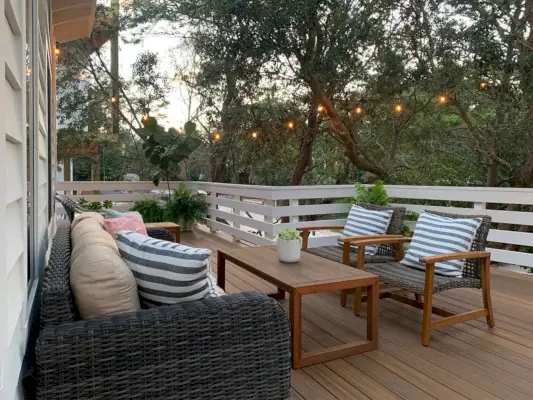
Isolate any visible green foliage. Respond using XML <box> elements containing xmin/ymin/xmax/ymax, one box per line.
<box><xmin>130</xmin><ymin>198</ymin><xmax>167</xmax><ymax>223</ymax></box>
<box><xmin>165</xmin><ymin>184</ymin><xmax>207</xmax><ymax>228</ymax></box>
<box><xmin>137</xmin><ymin>117</ymin><xmax>202</xmax><ymax>185</ymax></box>
<box><xmin>352</xmin><ymin>182</ymin><xmax>389</xmax><ymax>206</ymax></box>
<box><xmin>77</xmin><ymin>197</ymin><xmax>113</xmax><ymax>211</ymax></box>
<box><xmin>276</xmin><ymin>227</ymin><xmax>300</xmax><ymax>241</ymax></box>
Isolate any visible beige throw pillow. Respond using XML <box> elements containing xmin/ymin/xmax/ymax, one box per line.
<box><xmin>70</xmin><ymin>212</ymin><xmax>141</xmax><ymax>319</ymax></box>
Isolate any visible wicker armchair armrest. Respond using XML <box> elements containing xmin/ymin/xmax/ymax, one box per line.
<box><xmin>339</xmin><ymin>234</ymin><xmax>406</xmax><ymax>243</ymax></box>
<box><xmin>146</xmin><ymin>227</ymin><xmax>174</xmax><ymax>242</ymax></box>
<box><xmin>419</xmin><ymin>251</ymin><xmax>491</xmax><ymax>264</ymax></box>
<box><xmin>343</xmin><ymin>236</ymin><xmax>411</xmax><ymax>268</ymax></box>
<box><xmin>36</xmin><ymin>292</ymin><xmax>291</xmax><ymax>400</ymax></box>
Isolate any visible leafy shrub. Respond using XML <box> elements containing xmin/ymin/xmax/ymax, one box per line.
<box><xmin>131</xmin><ymin>198</ymin><xmax>167</xmax><ymax>223</ymax></box>
<box><xmin>352</xmin><ymin>181</ymin><xmax>389</xmax><ymax>206</ymax></box>
<box><xmin>77</xmin><ymin>198</ymin><xmax>113</xmax><ymax>211</ymax></box>
<box><xmin>166</xmin><ymin>184</ymin><xmax>207</xmax><ymax>229</ymax></box>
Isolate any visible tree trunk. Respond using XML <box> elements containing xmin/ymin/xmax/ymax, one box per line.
<box><xmin>290</xmin><ymin>91</ymin><xmax>319</xmax><ymax>185</ymax></box>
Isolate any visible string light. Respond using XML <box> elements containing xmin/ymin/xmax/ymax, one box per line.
<box><xmin>252</xmin><ymin>131</ymin><xmax>258</xmax><ymax>138</ymax></box>
<box><xmin>110</xmin><ymin>96</ymin><xmax>117</xmax><ymax>103</ymax></box>
<box><xmin>79</xmin><ymin>71</ymin><xmax>86</xmax><ymax>80</ymax></box>
<box><xmin>26</xmin><ymin>67</ymin><xmax>31</xmax><ymax>76</ymax></box>
<box><xmin>54</xmin><ymin>47</ymin><xmax>60</xmax><ymax>56</ymax></box>
<box><xmin>354</xmin><ymin>106</ymin><xmax>363</xmax><ymax>114</ymax></box>
<box><xmin>177</xmin><ymin>128</ymin><xmax>184</xmax><ymax>135</ymax></box>
<box><xmin>142</xmin><ymin>114</ymin><xmax>149</xmax><ymax>121</ymax></box>
<box><xmin>438</xmin><ymin>95</ymin><xmax>447</xmax><ymax>104</ymax></box>
<box><xmin>479</xmin><ymin>82</ymin><xmax>487</xmax><ymax>89</ymax></box>
<box><xmin>214</xmin><ymin>132</ymin><xmax>221</xmax><ymax>141</ymax></box>
<box><xmin>317</xmin><ymin>104</ymin><xmax>325</xmax><ymax>113</ymax></box>
<box><xmin>394</xmin><ymin>104</ymin><xmax>403</xmax><ymax>113</ymax></box>
<box><xmin>287</xmin><ymin>121</ymin><xmax>295</xmax><ymax>129</ymax></box>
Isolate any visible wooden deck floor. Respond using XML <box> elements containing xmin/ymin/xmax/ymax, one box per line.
<box><xmin>183</xmin><ymin>226</ymin><xmax>533</xmax><ymax>400</ymax></box>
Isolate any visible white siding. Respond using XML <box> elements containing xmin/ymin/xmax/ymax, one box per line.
<box><xmin>0</xmin><ymin>0</ymin><xmax>28</xmax><ymax>398</ymax></box>
<box><xmin>0</xmin><ymin>0</ymin><xmax>55</xmax><ymax>398</ymax></box>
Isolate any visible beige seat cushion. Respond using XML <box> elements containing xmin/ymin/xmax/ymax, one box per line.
<box><xmin>70</xmin><ymin>212</ymin><xmax>141</xmax><ymax>319</ymax></box>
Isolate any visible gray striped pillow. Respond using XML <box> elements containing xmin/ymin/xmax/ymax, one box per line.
<box><xmin>116</xmin><ymin>231</ymin><xmax>218</xmax><ymax>308</ymax></box>
<box><xmin>401</xmin><ymin>212</ymin><xmax>482</xmax><ymax>277</ymax></box>
<box><xmin>338</xmin><ymin>205</ymin><xmax>394</xmax><ymax>255</ymax></box>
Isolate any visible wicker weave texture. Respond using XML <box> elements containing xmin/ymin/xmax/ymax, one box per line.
<box><xmin>36</xmin><ymin>220</ymin><xmax>291</xmax><ymax>399</ymax></box>
<box><xmin>365</xmin><ymin>262</ymin><xmax>482</xmax><ymax>294</ymax></box>
<box><xmin>39</xmin><ymin>221</ymin><xmax>78</xmax><ymax>329</ymax></box>
<box><xmin>36</xmin><ymin>292</ymin><xmax>291</xmax><ymax>400</ymax></box>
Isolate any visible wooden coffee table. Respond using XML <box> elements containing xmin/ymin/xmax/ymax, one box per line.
<box><xmin>217</xmin><ymin>246</ymin><xmax>379</xmax><ymax>369</ymax></box>
<box><xmin>145</xmin><ymin>222</ymin><xmax>181</xmax><ymax>243</ymax></box>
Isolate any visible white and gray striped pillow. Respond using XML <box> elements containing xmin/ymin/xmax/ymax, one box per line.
<box><xmin>401</xmin><ymin>212</ymin><xmax>482</xmax><ymax>277</ymax></box>
<box><xmin>116</xmin><ymin>231</ymin><xmax>218</xmax><ymax>308</ymax></box>
<box><xmin>338</xmin><ymin>205</ymin><xmax>394</xmax><ymax>255</ymax></box>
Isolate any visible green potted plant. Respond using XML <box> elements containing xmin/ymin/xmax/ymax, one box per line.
<box><xmin>166</xmin><ymin>184</ymin><xmax>207</xmax><ymax>231</ymax></box>
<box><xmin>276</xmin><ymin>227</ymin><xmax>302</xmax><ymax>263</ymax></box>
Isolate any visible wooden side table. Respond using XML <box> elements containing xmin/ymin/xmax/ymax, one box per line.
<box><xmin>217</xmin><ymin>246</ymin><xmax>379</xmax><ymax>369</ymax></box>
<box><xmin>145</xmin><ymin>222</ymin><xmax>181</xmax><ymax>243</ymax></box>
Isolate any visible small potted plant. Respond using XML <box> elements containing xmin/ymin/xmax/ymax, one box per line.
<box><xmin>276</xmin><ymin>227</ymin><xmax>302</xmax><ymax>263</ymax></box>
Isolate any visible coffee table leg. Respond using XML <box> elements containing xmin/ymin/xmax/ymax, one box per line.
<box><xmin>290</xmin><ymin>291</ymin><xmax>302</xmax><ymax>369</ymax></box>
<box><xmin>217</xmin><ymin>251</ymin><xmax>226</xmax><ymax>291</ymax></box>
<box><xmin>367</xmin><ymin>282</ymin><xmax>379</xmax><ymax>346</ymax></box>
<box><xmin>268</xmin><ymin>288</ymin><xmax>285</xmax><ymax>300</ymax></box>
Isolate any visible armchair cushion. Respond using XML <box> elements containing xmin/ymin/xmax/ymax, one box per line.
<box><xmin>339</xmin><ymin>205</ymin><xmax>393</xmax><ymax>255</ymax></box>
<box><xmin>116</xmin><ymin>231</ymin><xmax>218</xmax><ymax>308</ymax></box>
<box><xmin>401</xmin><ymin>212</ymin><xmax>482</xmax><ymax>277</ymax></box>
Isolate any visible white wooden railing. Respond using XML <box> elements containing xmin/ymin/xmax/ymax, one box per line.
<box><xmin>56</xmin><ymin>181</ymin><xmax>533</xmax><ymax>268</ymax></box>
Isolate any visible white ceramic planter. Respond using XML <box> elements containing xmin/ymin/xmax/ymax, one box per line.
<box><xmin>277</xmin><ymin>238</ymin><xmax>302</xmax><ymax>263</ymax></box>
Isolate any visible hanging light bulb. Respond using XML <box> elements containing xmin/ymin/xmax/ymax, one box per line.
<box><xmin>252</xmin><ymin>131</ymin><xmax>258</xmax><ymax>138</ymax></box>
<box><xmin>214</xmin><ymin>131</ymin><xmax>221</xmax><ymax>141</ymax></box>
<box><xmin>26</xmin><ymin>67</ymin><xmax>31</xmax><ymax>76</ymax></box>
<box><xmin>317</xmin><ymin>104</ymin><xmax>325</xmax><ymax>113</ymax></box>
<box><xmin>354</xmin><ymin>106</ymin><xmax>363</xmax><ymax>114</ymax></box>
<box><xmin>79</xmin><ymin>71</ymin><xmax>86</xmax><ymax>80</ymax></box>
<box><xmin>438</xmin><ymin>95</ymin><xmax>447</xmax><ymax>104</ymax></box>
<box><xmin>142</xmin><ymin>114</ymin><xmax>149</xmax><ymax>121</ymax></box>
<box><xmin>479</xmin><ymin>81</ymin><xmax>488</xmax><ymax>89</ymax></box>
<box><xmin>394</xmin><ymin>104</ymin><xmax>403</xmax><ymax>113</ymax></box>
<box><xmin>287</xmin><ymin>121</ymin><xmax>295</xmax><ymax>129</ymax></box>
<box><xmin>177</xmin><ymin>128</ymin><xmax>184</xmax><ymax>135</ymax></box>
<box><xmin>110</xmin><ymin>96</ymin><xmax>117</xmax><ymax>103</ymax></box>
<box><xmin>54</xmin><ymin>47</ymin><xmax>60</xmax><ymax>56</ymax></box>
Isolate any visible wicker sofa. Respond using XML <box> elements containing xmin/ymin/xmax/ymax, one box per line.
<box><xmin>35</xmin><ymin>217</ymin><xmax>291</xmax><ymax>399</ymax></box>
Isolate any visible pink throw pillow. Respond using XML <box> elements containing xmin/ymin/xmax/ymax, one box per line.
<box><xmin>104</xmin><ymin>214</ymin><xmax>148</xmax><ymax>239</ymax></box>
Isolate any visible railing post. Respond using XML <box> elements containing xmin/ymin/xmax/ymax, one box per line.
<box><xmin>264</xmin><ymin>199</ymin><xmax>275</xmax><ymax>240</ymax></box>
<box><xmin>209</xmin><ymin>191</ymin><xmax>218</xmax><ymax>233</ymax></box>
<box><xmin>290</xmin><ymin>199</ymin><xmax>299</xmax><ymax>225</ymax></box>
<box><xmin>232</xmin><ymin>195</ymin><xmax>241</xmax><ymax>242</ymax></box>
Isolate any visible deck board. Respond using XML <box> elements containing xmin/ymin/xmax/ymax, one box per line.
<box><xmin>182</xmin><ymin>226</ymin><xmax>533</xmax><ymax>400</ymax></box>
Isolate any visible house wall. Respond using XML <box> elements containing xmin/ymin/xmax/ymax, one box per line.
<box><xmin>0</xmin><ymin>0</ymin><xmax>54</xmax><ymax>398</ymax></box>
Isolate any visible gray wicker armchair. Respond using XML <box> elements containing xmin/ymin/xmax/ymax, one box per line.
<box><xmin>35</xmin><ymin>220</ymin><xmax>291</xmax><ymax>400</ymax></box>
<box><xmin>297</xmin><ymin>204</ymin><xmax>406</xmax><ymax>307</ymax></box>
<box><xmin>347</xmin><ymin>211</ymin><xmax>494</xmax><ymax>346</ymax></box>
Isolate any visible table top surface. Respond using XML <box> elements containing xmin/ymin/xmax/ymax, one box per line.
<box><xmin>144</xmin><ymin>222</ymin><xmax>180</xmax><ymax>228</ymax></box>
<box><xmin>219</xmin><ymin>246</ymin><xmax>378</xmax><ymax>290</ymax></box>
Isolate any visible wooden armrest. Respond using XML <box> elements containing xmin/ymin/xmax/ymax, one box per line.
<box><xmin>419</xmin><ymin>251</ymin><xmax>491</xmax><ymax>264</ymax></box>
<box><xmin>344</xmin><ymin>236</ymin><xmax>412</xmax><ymax>246</ymax></box>
<box><xmin>339</xmin><ymin>234</ymin><xmax>404</xmax><ymax>243</ymax></box>
<box><xmin>296</xmin><ymin>226</ymin><xmax>345</xmax><ymax>232</ymax></box>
